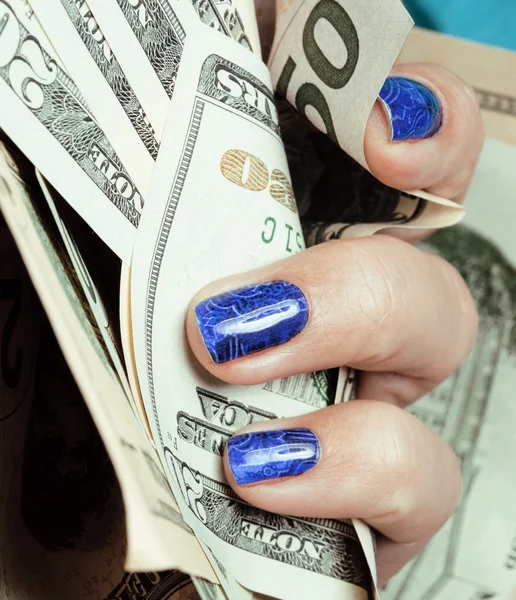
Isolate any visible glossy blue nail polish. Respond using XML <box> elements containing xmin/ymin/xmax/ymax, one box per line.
<box><xmin>194</xmin><ymin>280</ymin><xmax>309</xmax><ymax>364</ymax></box>
<box><xmin>378</xmin><ymin>77</ymin><xmax>443</xmax><ymax>141</ymax></box>
<box><xmin>227</xmin><ymin>428</ymin><xmax>320</xmax><ymax>485</ymax></box>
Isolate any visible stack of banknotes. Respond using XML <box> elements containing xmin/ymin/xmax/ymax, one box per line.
<box><xmin>0</xmin><ymin>0</ymin><xmax>515</xmax><ymax>598</ymax></box>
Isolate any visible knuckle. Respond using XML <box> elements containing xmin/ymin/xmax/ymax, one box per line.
<box><xmin>344</xmin><ymin>237</ymin><xmax>406</xmax><ymax>360</ymax></box>
<box><xmin>345</xmin><ymin>245</ymin><xmax>397</xmax><ymax>349</ymax></box>
<box><xmin>370</xmin><ymin>409</ymin><xmax>421</xmax><ymax>520</ymax></box>
<box><xmin>350</xmin><ymin>238</ymin><xmax>398</xmax><ymax>321</ymax></box>
<box><xmin>439</xmin><ymin>256</ymin><xmax>479</xmax><ymax>356</ymax></box>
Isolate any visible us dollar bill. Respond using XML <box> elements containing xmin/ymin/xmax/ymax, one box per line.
<box><xmin>232</xmin><ymin>0</ymin><xmax>262</xmax><ymax>55</ymax></box>
<box><xmin>108</xmin><ymin>571</ymin><xmax>205</xmax><ymax>600</ymax></box>
<box><xmin>266</xmin><ymin>0</ymin><xmax>462</xmax><ymax>217</ymax></box>
<box><xmin>166</xmin><ymin>450</ymin><xmax>370</xmax><ymax>586</ymax></box>
<box><xmin>384</xmin><ymin>139</ymin><xmax>516</xmax><ymax>600</ymax></box>
<box><xmin>301</xmin><ymin>188</ymin><xmax>465</xmax><ymax>244</ymax></box>
<box><xmin>130</xmin><ymin>28</ymin><xmax>373</xmax><ymax>600</ymax></box>
<box><xmin>0</xmin><ymin>217</ymin><xmax>36</xmax><ymax>430</ymax></box>
<box><xmin>0</xmin><ymin>0</ymin><xmax>144</xmax><ymax>263</ymax></box>
<box><xmin>30</xmin><ymin>0</ymin><xmax>159</xmax><ymax>192</ymax></box>
<box><xmin>0</xmin><ymin>140</ymin><xmax>215</xmax><ymax>580</ymax></box>
<box><xmin>0</xmin><ymin>157</ymin><xmax>126</xmax><ymax>600</ymax></box>
<box><xmin>189</xmin><ymin>0</ymin><xmax>253</xmax><ymax>52</ymax></box>
<box><xmin>35</xmin><ymin>171</ymin><xmax>140</xmax><ymax>425</ymax></box>
<box><xmin>86</xmin><ymin>0</ymin><xmax>191</xmax><ymax>137</ymax></box>
<box><xmin>268</xmin><ymin>0</ymin><xmax>413</xmax><ymax>168</ymax></box>
<box><xmin>0</xmin><ymin>250</ymin><xmax>201</xmax><ymax>600</ymax></box>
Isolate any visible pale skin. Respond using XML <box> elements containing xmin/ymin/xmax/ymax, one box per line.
<box><xmin>186</xmin><ymin>6</ymin><xmax>485</xmax><ymax>585</ymax></box>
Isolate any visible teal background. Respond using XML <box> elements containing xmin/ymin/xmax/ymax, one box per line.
<box><xmin>404</xmin><ymin>0</ymin><xmax>516</xmax><ymax>51</ymax></box>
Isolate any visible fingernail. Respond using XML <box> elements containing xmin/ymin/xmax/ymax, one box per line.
<box><xmin>194</xmin><ymin>280</ymin><xmax>309</xmax><ymax>364</ymax></box>
<box><xmin>227</xmin><ymin>428</ymin><xmax>320</xmax><ymax>485</ymax></box>
<box><xmin>378</xmin><ymin>77</ymin><xmax>443</xmax><ymax>141</ymax></box>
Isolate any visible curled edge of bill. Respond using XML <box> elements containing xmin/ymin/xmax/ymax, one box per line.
<box><xmin>119</xmin><ymin>263</ymin><xmax>156</xmax><ymax>444</ymax></box>
<box><xmin>404</xmin><ymin>188</ymin><xmax>465</xmax><ymax>226</ymax></box>
<box><xmin>0</xmin><ymin>142</ymin><xmax>216</xmax><ymax>581</ymax></box>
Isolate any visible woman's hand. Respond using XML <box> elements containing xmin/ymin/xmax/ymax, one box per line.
<box><xmin>185</xmin><ymin>62</ymin><xmax>483</xmax><ymax>585</ymax></box>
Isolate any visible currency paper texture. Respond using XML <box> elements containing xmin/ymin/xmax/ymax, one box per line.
<box><xmin>188</xmin><ymin>0</ymin><xmax>254</xmax><ymax>51</ymax></box>
<box><xmin>35</xmin><ymin>172</ymin><xmax>138</xmax><ymax>420</ymax></box>
<box><xmin>30</xmin><ymin>0</ymin><xmax>159</xmax><ymax>191</ymax></box>
<box><xmin>268</xmin><ymin>0</ymin><xmax>412</xmax><ymax>167</ymax></box>
<box><xmin>3</xmin><ymin>3</ymin><xmax>514</xmax><ymax>599</ymax></box>
<box><xmin>86</xmin><ymin>0</ymin><xmax>191</xmax><ymax>138</ymax></box>
<box><xmin>85</xmin><ymin>0</ymin><xmax>254</xmax><ymax>142</ymax></box>
<box><xmin>131</xmin><ymin>27</ymin><xmax>372</xmax><ymax>600</ymax></box>
<box><xmin>0</xmin><ymin>0</ymin><xmax>144</xmax><ymax>262</ymax></box>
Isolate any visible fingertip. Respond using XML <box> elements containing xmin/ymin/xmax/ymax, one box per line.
<box><xmin>186</xmin><ymin>294</ymin><xmax>212</xmax><ymax>362</ymax></box>
<box><xmin>220</xmin><ymin>401</ymin><xmax>462</xmax><ymax>546</ymax></box>
<box><xmin>365</xmin><ymin>100</ymin><xmax>392</xmax><ymax>142</ymax></box>
<box><xmin>185</xmin><ymin>276</ymin><xmax>312</xmax><ymax>385</ymax></box>
<box><xmin>186</xmin><ymin>292</ymin><xmax>248</xmax><ymax>384</ymax></box>
<box><xmin>364</xmin><ymin>64</ymin><xmax>484</xmax><ymax>199</ymax></box>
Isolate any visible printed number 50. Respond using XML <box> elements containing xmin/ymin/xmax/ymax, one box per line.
<box><xmin>220</xmin><ymin>149</ymin><xmax>297</xmax><ymax>214</ymax></box>
<box><xmin>275</xmin><ymin>0</ymin><xmax>359</xmax><ymax>145</ymax></box>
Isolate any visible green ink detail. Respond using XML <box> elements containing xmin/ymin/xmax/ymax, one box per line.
<box><xmin>261</xmin><ymin>216</ymin><xmax>276</xmax><ymax>244</ymax></box>
<box><xmin>311</xmin><ymin>370</ymin><xmax>330</xmax><ymax>402</ymax></box>
<box><xmin>285</xmin><ymin>223</ymin><xmax>294</xmax><ymax>253</ymax></box>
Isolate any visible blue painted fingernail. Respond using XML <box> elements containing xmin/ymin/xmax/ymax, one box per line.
<box><xmin>227</xmin><ymin>428</ymin><xmax>320</xmax><ymax>485</ymax></box>
<box><xmin>378</xmin><ymin>77</ymin><xmax>443</xmax><ymax>141</ymax></box>
<box><xmin>194</xmin><ymin>280</ymin><xmax>309</xmax><ymax>364</ymax></box>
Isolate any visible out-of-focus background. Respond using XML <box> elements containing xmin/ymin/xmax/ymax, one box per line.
<box><xmin>405</xmin><ymin>0</ymin><xmax>516</xmax><ymax>50</ymax></box>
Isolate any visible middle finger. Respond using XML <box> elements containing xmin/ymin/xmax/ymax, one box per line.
<box><xmin>186</xmin><ymin>234</ymin><xmax>477</xmax><ymax>406</ymax></box>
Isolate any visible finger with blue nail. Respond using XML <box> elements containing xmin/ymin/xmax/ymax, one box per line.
<box><xmin>222</xmin><ymin>402</ymin><xmax>461</xmax><ymax>589</ymax></box>
<box><xmin>364</xmin><ymin>63</ymin><xmax>483</xmax><ymax>242</ymax></box>
<box><xmin>186</xmin><ymin>236</ymin><xmax>478</xmax><ymax>586</ymax></box>
<box><xmin>186</xmin><ymin>236</ymin><xmax>476</xmax><ymax>396</ymax></box>
<box><xmin>185</xmin><ymin>58</ymin><xmax>484</xmax><ymax>586</ymax></box>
